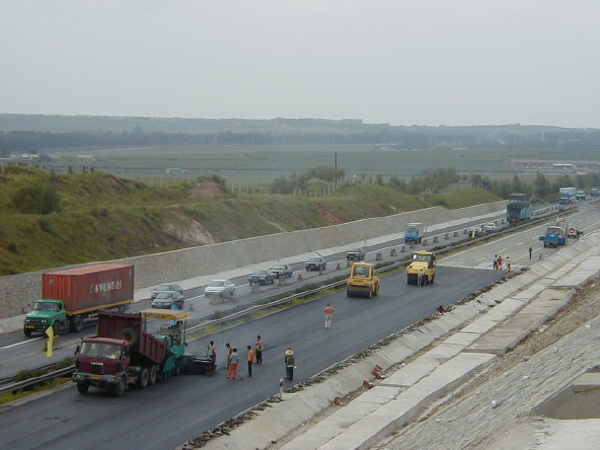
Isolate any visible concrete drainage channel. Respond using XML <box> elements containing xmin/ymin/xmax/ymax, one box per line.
<box><xmin>178</xmin><ymin>231</ymin><xmax>600</xmax><ymax>450</ymax></box>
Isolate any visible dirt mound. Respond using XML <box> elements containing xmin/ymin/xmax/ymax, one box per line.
<box><xmin>318</xmin><ymin>205</ymin><xmax>344</xmax><ymax>224</ymax></box>
<box><xmin>188</xmin><ymin>179</ymin><xmax>226</xmax><ymax>199</ymax></box>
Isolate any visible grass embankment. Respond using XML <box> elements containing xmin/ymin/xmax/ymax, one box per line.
<box><xmin>0</xmin><ymin>167</ymin><xmax>499</xmax><ymax>275</ymax></box>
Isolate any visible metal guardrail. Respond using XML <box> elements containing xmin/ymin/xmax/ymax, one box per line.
<box><xmin>0</xmin><ymin>365</ymin><xmax>75</xmax><ymax>395</ymax></box>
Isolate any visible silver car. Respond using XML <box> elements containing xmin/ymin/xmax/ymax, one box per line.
<box><xmin>204</xmin><ymin>279</ymin><xmax>236</xmax><ymax>298</ymax></box>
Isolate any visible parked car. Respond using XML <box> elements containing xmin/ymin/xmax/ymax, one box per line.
<box><xmin>249</xmin><ymin>270</ymin><xmax>277</xmax><ymax>286</ymax></box>
<box><xmin>204</xmin><ymin>279</ymin><xmax>236</xmax><ymax>298</ymax></box>
<box><xmin>151</xmin><ymin>283</ymin><xmax>184</xmax><ymax>299</ymax></box>
<box><xmin>270</xmin><ymin>263</ymin><xmax>293</xmax><ymax>278</ymax></box>
<box><xmin>483</xmin><ymin>222</ymin><xmax>497</xmax><ymax>232</ymax></box>
<box><xmin>306</xmin><ymin>256</ymin><xmax>326</xmax><ymax>271</ymax></box>
<box><xmin>468</xmin><ymin>226</ymin><xmax>483</xmax><ymax>237</ymax></box>
<box><xmin>151</xmin><ymin>291</ymin><xmax>185</xmax><ymax>309</ymax></box>
<box><xmin>346</xmin><ymin>247</ymin><xmax>366</xmax><ymax>261</ymax></box>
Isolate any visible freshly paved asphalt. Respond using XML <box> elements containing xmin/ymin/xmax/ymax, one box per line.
<box><xmin>1</xmin><ymin>266</ymin><xmax>504</xmax><ymax>450</ymax></box>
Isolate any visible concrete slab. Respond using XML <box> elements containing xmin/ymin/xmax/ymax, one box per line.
<box><xmin>461</xmin><ymin>315</ymin><xmax>505</xmax><ymax>334</ymax></box>
<box><xmin>466</xmin><ymin>289</ymin><xmax>574</xmax><ymax>355</ymax></box>
<box><xmin>573</xmin><ymin>373</ymin><xmax>600</xmax><ymax>393</ymax></box>
<box><xmin>444</xmin><ymin>331</ymin><xmax>481</xmax><ymax>347</ymax></box>
<box><xmin>318</xmin><ymin>353</ymin><xmax>497</xmax><ymax>450</ymax></box>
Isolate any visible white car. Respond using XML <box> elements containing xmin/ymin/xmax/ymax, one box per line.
<box><xmin>204</xmin><ymin>279</ymin><xmax>236</xmax><ymax>298</ymax></box>
<box><xmin>483</xmin><ymin>222</ymin><xmax>497</xmax><ymax>232</ymax></box>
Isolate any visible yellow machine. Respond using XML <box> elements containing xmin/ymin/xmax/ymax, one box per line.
<box><xmin>346</xmin><ymin>262</ymin><xmax>380</xmax><ymax>298</ymax></box>
<box><xmin>406</xmin><ymin>251</ymin><xmax>436</xmax><ymax>286</ymax></box>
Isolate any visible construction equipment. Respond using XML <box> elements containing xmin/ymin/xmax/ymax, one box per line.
<box><xmin>346</xmin><ymin>262</ymin><xmax>380</xmax><ymax>298</ymax></box>
<box><xmin>406</xmin><ymin>251</ymin><xmax>436</xmax><ymax>286</ymax></box>
<box><xmin>73</xmin><ymin>309</ymin><xmax>190</xmax><ymax>396</ymax></box>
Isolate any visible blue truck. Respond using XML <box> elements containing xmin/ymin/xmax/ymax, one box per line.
<box><xmin>539</xmin><ymin>223</ymin><xmax>566</xmax><ymax>248</ymax></box>
<box><xmin>404</xmin><ymin>223</ymin><xmax>425</xmax><ymax>244</ymax></box>
<box><xmin>506</xmin><ymin>193</ymin><xmax>531</xmax><ymax>224</ymax></box>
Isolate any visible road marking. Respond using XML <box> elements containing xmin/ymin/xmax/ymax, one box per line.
<box><xmin>517</xmin><ymin>241</ymin><xmax>525</xmax><ymax>246</ymax></box>
<box><xmin>0</xmin><ymin>337</ymin><xmax>43</xmax><ymax>349</ymax></box>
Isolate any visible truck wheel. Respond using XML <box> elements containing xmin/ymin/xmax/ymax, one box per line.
<box><xmin>137</xmin><ymin>368</ymin><xmax>149</xmax><ymax>389</ymax></box>
<box><xmin>149</xmin><ymin>365</ymin><xmax>158</xmax><ymax>385</ymax></box>
<box><xmin>113</xmin><ymin>379</ymin><xmax>126</xmax><ymax>397</ymax></box>
<box><xmin>70</xmin><ymin>316</ymin><xmax>83</xmax><ymax>333</ymax></box>
<box><xmin>77</xmin><ymin>382</ymin><xmax>90</xmax><ymax>394</ymax></box>
<box><xmin>24</xmin><ymin>328</ymin><xmax>32</xmax><ymax>337</ymax></box>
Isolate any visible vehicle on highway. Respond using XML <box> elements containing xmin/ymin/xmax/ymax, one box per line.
<box><xmin>204</xmin><ymin>279</ymin><xmax>236</xmax><ymax>297</ymax></box>
<box><xmin>346</xmin><ymin>262</ymin><xmax>380</xmax><ymax>298</ymax></box>
<box><xmin>506</xmin><ymin>193</ymin><xmax>531</xmax><ymax>224</ymax></box>
<box><xmin>73</xmin><ymin>309</ymin><xmax>190</xmax><ymax>396</ymax></box>
<box><xmin>483</xmin><ymin>222</ymin><xmax>498</xmax><ymax>232</ymax></box>
<box><xmin>566</xmin><ymin>226</ymin><xmax>583</xmax><ymax>239</ymax></box>
<box><xmin>404</xmin><ymin>223</ymin><xmax>425</xmax><ymax>244</ymax></box>
<box><xmin>23</xmin><ymin>264</ymin><xmax>134</xmax><ymax>337</ymax></box>
<box><xmin>270</xmin><ymin>263</ymin><xmax>293</xmax><ymax>278</ymax></box>
<box><xmin>406</xmin><ymin>251</ymin><xmax>436</xmax><ymax>286</ymax></box>
<box><xmin>249</xmin><ymin>270</ymin><xmax>277</xmax><ymax>285</ymax></box>
<box><xmin>346</xmin><ymin>247</ymin><xmax>366</xmax><ymax>261</ymax></box>
<box><xmin>306</xmin><ymin>255</ymin><xmax>327</xmax><ymax>271</ymax></box>
<box><xmin>467</xmin><ymin>226</ymin><xmax>483</xmax><ymax>237</ymax></box>
<box><xmin>540</xmin><ymin>222</ymin><xmax>566</xmax><ymax>248</ymax></box>
<box><xmin>151</xmin><ymin>283</ymin><xmax>184</xmax><ymax>299</ymax></box>
<box><xmin>151</xmin><ymin>291</ymin><xmax>185</xmax><ymax>309</ymax></box>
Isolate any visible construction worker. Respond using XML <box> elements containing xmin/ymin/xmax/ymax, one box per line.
<box><xmin>227</xmin><ymin>348</ymin><xmax>239</xmax><ymax>379</ymax></box>
<box><xmin>255</xmin><ymin>335</ymin><xmax>264</xmax><ymax>364</ymax></box>
<box><xmin>506</xmin><ymin>257</ymin><xmax>512</xmax><ymax>272</ymax></box>
<box><xmin>493</xmin><ymin>255</ymin><xmax>498</xmax><ymax>270</ymax></box>
<box><xmin>225</xmin><ymin>343</ymin><xmax>233</xmax><ymax>369</ymax></box>
<box><xmin>497</xmin><ymin>255</ymin><xmax>503</xmax><ymax>271</ymax></box>
<box><xmin>285</xmin><ymin>348</ymin><xmax>295</xmax><ymax>381</ymax></box>
<box><xmin>324</xmin><ymin>303</ymin><xmax>335</xmax><ymax>328</ymax></box>
<box><xmin>207</xmin><ymin>340</ymin><xmax>217</xmax><ymax>371</ymax></box>
<box><xmin>246</xmin><ymin>345</ymin><xmax>254</xmax><ymax>377</ymax></box>
<box><xmin>528</xmin><ymin>246</ymin><xmax>533</xmax><ymax>259</ymax></box>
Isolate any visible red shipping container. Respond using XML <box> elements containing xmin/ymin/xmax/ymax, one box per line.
<box><xmin>42</xmin><ymin>264</ymin><xmax>134</xmax><ymax>312</ymax></box>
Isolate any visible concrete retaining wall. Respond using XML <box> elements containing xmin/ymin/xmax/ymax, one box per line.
<box><xmin>0</xmin><ymin>201</ymin><xmax>506</xmax><ymax>318</ymax></box>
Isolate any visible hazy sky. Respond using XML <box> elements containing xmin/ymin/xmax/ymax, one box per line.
<box><xmin>1</xmin><ymin>0</ymin><xmax>599</xmax><ymax>127</ymax></box>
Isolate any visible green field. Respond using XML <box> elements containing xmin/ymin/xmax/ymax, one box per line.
<box><xmin>40</xmin><ymin>144</ymin><xmax>600</xmax><ymax>186</ymax></box>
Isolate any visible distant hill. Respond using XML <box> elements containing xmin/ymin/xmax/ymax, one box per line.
<box><xmin>1</xmin><ymin>114</ymin><xmax>599</xmax><ymax>155</ymax></box>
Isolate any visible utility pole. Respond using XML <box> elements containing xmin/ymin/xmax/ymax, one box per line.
<box><xmin>334</xmin><ymin>152</ymin><xmax>338</xmax><ymax>187</ymax></box>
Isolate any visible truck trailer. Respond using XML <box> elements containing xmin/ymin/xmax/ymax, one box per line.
<box><xmin>23</xmin><ymin>264</ymin><xmax>134</xmax><ymax>337</ymax></box>
<box><xmin>73</xmin><ymin>309</ymin><xmax>189</xmax><ymax>396</ymax></box>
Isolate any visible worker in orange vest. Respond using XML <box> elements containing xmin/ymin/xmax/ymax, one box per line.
<box><xmin>246</xmin><ymin>345</ymin><xmax>255</xmax><ymax>377</ymax></box>
<box><xmin>324</xmin><ymin>303</ymin><xmax>335</xmax><ymax>328</ymax></box>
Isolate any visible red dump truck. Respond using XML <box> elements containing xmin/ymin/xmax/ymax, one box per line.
<box><xmin>73</xmin><ymin>309</ymin><xmax>189</xmax><ymax>396</ymax></box>
<box><xmin>23</xmin><ymin>264</ymin><xmax>134</xmax><ymax>337</ymax></box>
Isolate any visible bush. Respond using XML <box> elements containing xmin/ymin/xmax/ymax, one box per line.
<box><xmin>12</xmin><ymin>184</ymin><xmax>60</xmax><ymax>215</ymax></box>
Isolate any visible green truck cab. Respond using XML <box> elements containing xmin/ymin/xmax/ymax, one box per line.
<box><xmin>23</xmin><ymin>300</ymin><xmax>69</xmax><ymax>336</ymax></box>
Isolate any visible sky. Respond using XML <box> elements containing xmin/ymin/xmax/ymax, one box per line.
<box><xmin>1</xmin><ymin>0</ymin><xmax>599</xmax><ymax>128</ymax></box>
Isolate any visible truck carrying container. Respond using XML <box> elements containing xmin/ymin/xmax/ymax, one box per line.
<box><xmin>23</xmin><ymin>263</ymin><xmax>134</xmax><ymax>337</ymax></box>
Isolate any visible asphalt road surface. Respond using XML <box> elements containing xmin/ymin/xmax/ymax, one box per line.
<box><xmin>1</xmin><ymin>266</ymin><xmax>504</xmax><ymax>450</ymax></box>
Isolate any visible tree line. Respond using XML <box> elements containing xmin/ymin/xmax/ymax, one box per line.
<box><xmin>2</xmin><ymin>127</ymin><xmax>600</xmax><ymax>156</ymax></box>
